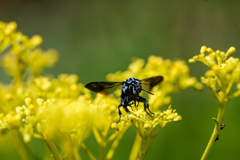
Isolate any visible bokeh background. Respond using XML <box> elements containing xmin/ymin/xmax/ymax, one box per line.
<box><xmin>1</xmin><ymin>0</ymin><xmax>240</xmax><ymax>159</ymax></box>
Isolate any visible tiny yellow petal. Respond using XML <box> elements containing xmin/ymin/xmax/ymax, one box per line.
<box><xmin>136</xmin><ymin>109</ymin><xmax>144</xmax><ymax>117</ymax></box>
<box><xmin>30</xmin><ymin>35</ymin><xmax>43</xmax><ymax>46</ymax></box>
<box><xmin>5</xmin><ymin>21</ymin><xmax>17</xmax><ymax>35</ymax></box>
<box><xmin>194</xmin><ymin>82</ymin><xmax>204</xmax><ymax>90</ymax></box>
<box><xmin>206</xmin><ymin>47</ymin><xmax>214</xmax><ymax>53</ymax></box>
<box><xmin>226</xmin><ymin>46</ymin><xmax>236</xmax><ymax>56</ymax></box>
<box><xmin>23</xmin><ymin>134</ymin><xmax>31</xmax><ymax>143</ymax></box>
<box><xmin>200</xmin><ymin>46</ymin><xmax>207</xmax><ymax>54</ymax></box>
<box><xmin>237</xmin><ymin>83</ymin><xmax>240</xmax><ymax>90</ymax></box>
<box><xmin>188</xmin><ymin>58</ymin><xmax>195</xmax><ymax>63</ymax></box>
<box><xmin>37</xmin><ymin>98</ymin><xmax>43</xmax><ymax>106</ymax></box>
<box><xmin>143</xmin><ymin>123</ymin><xmax>151</xmax><ymax>130</ymax></box>
<box><xmin>153</xmin><ymin>118</ymin><xmax>159</xmax><ymax>123</ymax></box>
<box><xmin>25</xmin><ymin>97</ymin><xmax>31</xmax><ymax>106</ymax></box>
<box><xmin>111</xmin><ymin>123</ymin><xmax>119</xmax><ymax>131</ymax></box>
<box><xmin>174</xmin><ymin>115</ymin><xmax>182</xmax><ymax>121</ymax></box>
<box><xmin>129</xmin><ymin>114</ymin><xmax>136</xmax><ymax>121</ymax></box>
<box><xmin>28</xmin><ymin>104</ymin><xmax>34</xmax><ymax>110</ymax></box>
<box><xmin>16</xmin><ymin>106</ymin><xmax>23</xmax><ymax>114</ymax></box>
<box><xmin>205</xmin><ymin>70</ymin><xmax>215</xmax><ymax>77</ymax></box>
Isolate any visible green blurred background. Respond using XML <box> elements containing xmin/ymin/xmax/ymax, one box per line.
<box><xmin>1</xmin><ymin>0</ymin><xmax>240</xmax><ymax>159</ymax></box>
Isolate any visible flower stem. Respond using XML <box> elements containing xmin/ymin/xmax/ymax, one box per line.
<box><xmin>201</xmin><ymin>102</ymin><xmax>226</xmax><ymax>160</ymax></box>
<box><xmin>137</xmin><ymin>134</ymin><xmax>146</xmax><ymax>160</ymax></box>
<box><xmin>100</xmin><ymin>143</ymin><xmax>106</xmax><ymax>160</ymax></box>
<box><xmin>80</xmin><ymin>143</ymin><xmax>97</xmax><ymax>160</ymax></box>
<box><xmin>74</xmin><ymin>147</ymin><xmax>82</xmax><ymax>160</ymax></box>
<box><xmin>137</xmin><ymin>131</ymin><xmax>156</xmax><ymax>160</ymax></box>
<box><xmin>106</xmin><ymin>125</ymin><xmax>130</xmax><ymax>160</ymax></box>
<box><xmin>141</xmin><ymin>135</ymin><xmax>154</xmax><ymax>158</ymax></box>
<box><xmin>92</xmin><ymin>127</ymin><xmax>102</xmax><ymax>144</ymax></box>
<box><xmin>129</xmin><ymin>134</ymin><xmax>142</xmax><ymax>160</ymax></box>
<box><xmin>44</xmin><ymin>137</ymin><xmax>62</xmax><ymax>160</ymax></box>
<box><xmin>11</xmin><ymin>130</ymin><xmax>29</xmax><ymax>160</ymax></box>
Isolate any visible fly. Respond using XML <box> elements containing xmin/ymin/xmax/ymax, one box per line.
<box><xmin>85</xmin><ymin>76</ymin><xmax>164</xmax><ymax>123</ymax></box>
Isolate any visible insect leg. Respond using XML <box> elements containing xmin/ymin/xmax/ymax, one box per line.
<box><xmin>130</xmin><ymin>100</ymin><xmax>139</xmax><ymax>109</ymax></box>
<box><xmin>138</xmin><ymin>96</ymin><xmax>154</xmax><ymax>115</ymax></box>
<box><xmin>117</xmin><ymin>97</ymin><xmax>131</xmax><ymax>123</ymax></box>
<box><xmin>123</xmin><ymin>96</ymin><xmax>131</xmax><ymax>114</ymax></box>
<box><xmin>117</xmin><ymin>104</ymin><xmax>122</xmax><ymax>123</ymax></box>
<box><xmin>136</xmin><ymin>101</ymin><xmax>139</xmax><ymax>108</ymax></box>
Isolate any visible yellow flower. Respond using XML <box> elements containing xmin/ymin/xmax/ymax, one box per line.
<box><xmin>189</xmin><ymin>46</ymin><xmax>240</xmax><ymax>159</ymax></box>
<box><xmin>189</xmin><ymin>46</ymin><xmax>240</xmax><ymax>102</ymax></box>
<box><xmin>0</xmin><ymin>21</ymin><xmax>204</xmax><ymax>160</ymax></box>
<box><xmin>0</xmin><ymin>21</ymin><xmax>59</xmax><ymax>80</ymax></box>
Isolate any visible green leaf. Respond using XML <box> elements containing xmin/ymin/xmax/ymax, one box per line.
<box><xmin>212</xmin><ymin>117</ymin><xmax>219</xmax><ymax>129</ymax></box>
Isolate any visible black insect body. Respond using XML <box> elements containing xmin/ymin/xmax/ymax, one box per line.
<box><xmin>85</xmin><ymin>76</ymin><xmax>163</xmax><ymax>123</ymax></box>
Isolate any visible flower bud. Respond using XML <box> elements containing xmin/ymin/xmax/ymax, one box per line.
<box><xmin>30</xmin><ymin>35</ymin><xmax>43</xmax><ymax>46</ymax></box>
<box><xmin>5</xmin><ymin>21</ymin><xmax>17</xmax><ymax>35</ymax></box>
<box><xmin>136</xmin><ymin>109</ymin><xmax>144</xmax><ymax>117</ymax></box>
<box><xmin>25</xmin><ymin>97</ymin><xmax>31</xmax><ymax>106</ymax></box>
<box><xmin>37</xmin><ymin>98</ymin><xmax>43</xmax><ymax>106</ymax></box>
<box><xmin>226</xmin><ymin>46</ymin><xmax>236</xmax><ymax>56</ymax></box>
<box><xmin>207</xmin><ymin>47</ymin><xmax>214</xmax><ymax>53</ymax></box>
<box><xmin>200</xmin><ymin>46</ymin><xmax>207</xmax><ymax>54</ymax></box>
<box><xmin>129</xmin><ymin>114</ymin><xmax>136</xmax><ymax>121</ymax></box>
<box><xmin>111</xmin><ymin>123</ymin><xmax>119</xmax><ymax>131</ymax></box>
<box><xmin>188</xmin><ymin>58</ymin><xmax>195</xmax><ymax>63</ymax></box>
<box><xmin>143</xmin><ymin>123</ymin><xmax>151</xmax><ymax>130</ymax></box>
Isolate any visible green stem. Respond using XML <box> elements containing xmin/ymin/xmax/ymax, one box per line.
<box><xmin>153</xmin><ymin>124</ymin><xmax>163</xmax><ymax>137</ymax></box>
<box><xmin>63</xmin><ymin>149</ymin><xmax>69</xmax><ymax>160</ymax></box>
<box><xmin>93</xmin><ymin>126</ymin><xmax>106</xmax><ymax>160</ymax></box>
<box><xmin>74</xmin><ymin>147</ymin><xmax>81</xmax><ymax>160</ymax></box>
<box><xmin>106</xmin><ymin>125</ymin><xmax>130</xmax><ymax>160</ymax></box>
<box><xmin>106</xmin><ymin>132</ymin><xmax>118</xmax><ymax>144</ymax></box>
<box><xmin>100</xmin><ymin>144</ymin><xmax>105</xmax><ymax>160</ymax></box>
<box><xmin>129</xmin><ymin>134</ymin><xmax>142</xmax><ymax>160</ymax></box>
<box><xmin>201</xmin><ymin>102</ymin><xmax>226</xmax><ymax>160</ymax></box>
<box><xmin>137</xmin><ymin>135</ymin><xmax>146</xmax><ymax>160</ymax></box>
<box><xmin>139</xmin><ymin>136</ymin><xmax>154</xmax><ymax>160</ymax></box>
<box><xmin>92</xmin><ymin>127</ymin><xmax>102</xmax><ymax>144</ymax></box>
<box><xmin>11</xmin><ymin>130</ymin><xmax>29</xmax><ymax>160</ymax></box>
<box><xmin>80</xmin><ymin>143</ymin><xmax>97</xmax><ymax>160</ymax></box>
<box><xmin>32</xmin><ymin>133</ymin><xmax>44</xmax><ymax>139</ymax></box>
<box><xmin>137</xmin><ymin>130</ymin><xmax>156</xmax><ymax>160</ymax></box>
<box><xmin>228</xmin><ymin>90</ymin><xmax>240</xmax><ymax>101</ymax></box>
<box><xmin>44</xmin><ymin>137</ymin><xmax>62</xmax><ymax>160</ymax></box>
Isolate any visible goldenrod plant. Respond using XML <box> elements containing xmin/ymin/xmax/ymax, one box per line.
<box><xmin>0</xmin><ymin>21</ymin><xmax>202</xmax><ymax>160</ymax></box>
<box><xmin>107</xmin><ymin>57</ymin><xmax>202</xmax><ymax>160</ymax></box>
<box><xmin>189</xmin><ymin>46</ymin><xmax>239</xmax><ymax>160</ymax></box>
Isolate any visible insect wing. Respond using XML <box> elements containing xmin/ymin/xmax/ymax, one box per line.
<box><xmin>141</xmin><ymin>76</ymin><xmax>164</xmax><ymax>91</ymax></box>
<box><xmin>85</xmin><ymin>82</ymin><xmax>122</xmax><ymax>95</ymax></box>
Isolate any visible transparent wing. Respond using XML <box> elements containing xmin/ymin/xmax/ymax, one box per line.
<box><xmin>85</xmin><ymin>81</ymin><xmax>122</xmax><ymax>95</ymax></box>
<box><xmin>141</xmin><ymin>76</ymin><xmax>164</xmax><ymax>91</ymax></box>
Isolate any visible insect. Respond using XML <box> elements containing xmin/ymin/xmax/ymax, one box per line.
<box><xmin>85</xmin><ymin>76</ymin><xmax>164</xmax><ymax>123</ymax></box>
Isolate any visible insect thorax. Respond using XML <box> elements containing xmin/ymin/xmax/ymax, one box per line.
<box><xmin>122</xmin><ymin>78</ymin><xmax>142</xmax><ymax>95</ymax></box>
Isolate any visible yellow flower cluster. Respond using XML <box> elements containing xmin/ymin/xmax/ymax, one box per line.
<box><xmin>0</xmin><ymin>21</ymin><xmax>94</xmax><ymax>159</ymax></box>
<box><xmin>0</xmin><ymin>21</ymin><xmax>203</xmax><ymax>160</ymax></box>
<box><xmin>189</xmin><ymin>46</ymin><xmax>240</xmax><ymax>159</ymax></box>
<box><xmin>189</xmin><ymin>46</ymin><xmax>240</xmax><ymax>102</ymax></box>
<box><xmin>0</xmin><ymin>74</ymin><xmax>94</xmax><ymax>140</ymax></box>
<box><xmin>112</xmin><ymin>105</ymin><xmax>181</xmax><ymax>133</ymax></box>
<box><xmin>0</xmin><ymin>21</ymin><xmax>58</xmax><ymax>80</ymax></box>
<box><xmin>105</xmin><ymin>56</ymin><xmax>202</xmax><ymax>160</ymax></box>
